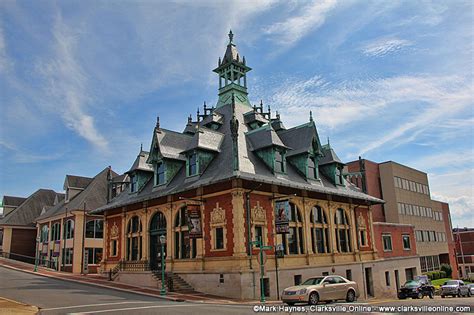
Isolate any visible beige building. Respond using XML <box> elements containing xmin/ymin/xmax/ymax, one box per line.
<box><xmin>35</xmin><ymin>167</ymin><xmax>119</xmax><ymax>274</ymax></box>
<box><xmin>379</xmin><ymin>161</ymin><xmax>454</xmax><ymax>273</ymax></box>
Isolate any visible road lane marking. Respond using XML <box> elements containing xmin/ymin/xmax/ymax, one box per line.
<box><xmin>41</xmin><ymin>301</ymin><xmax>155</xmax><ymax>311</ymax></box>
<box><xmin>69</xmin><ymin>304</ymin><xmax>200</xmax><ymax>314</ymax></box>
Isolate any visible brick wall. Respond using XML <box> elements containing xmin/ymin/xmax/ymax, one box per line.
<box><xmin>204</xmin><ymin>193</ymin><xmax>234</xmax><ymax>257</ymax></box>
<box><xmin>373</xmin><ymin>223</ymin><xmax>417</xmax><ymax>258</ymax></box>
<box><xmin>106</xmin><ymin>216</ymin><xmax>122</xmax><ymax>262</ymax></box>
<box><xmin>441</xmin><ymin>202</ymin><xmax>459</xmax><ymax>278</ymax></box>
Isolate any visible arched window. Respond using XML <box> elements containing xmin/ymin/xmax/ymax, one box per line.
<box><xmin>174</xmin><ymin>207</ymin><xmax>197</xmax><ymax>259</ymax></box>
<box><xmin>126</xmin><ymin>216</ymin><xmax>142</xmax><ymax>261</ymax></box>
<box><xmin>310</xmin><ymin>206</ymin><xmax>330</xmax><ymax>253</ymax></box>
<box><xmin>40</xmin><ymin>225</ymin><xmax>49</xmax><ymax>243</ymax></box>
<box><xmin>63</xmin><ymin>219</ymin><xmax>74</xmax><ymax>239</ymax></box>
<box><xmin>282</xmin><ymin>203</ymin><xmax>304</xmax><ymax>255</ymax></box>
<box><xmin>86</xmin><ymin>219</ymin><xmax>103</xmax><ymax>238</ymax></box>
<box><xmin>51</xmin><ymin>222</ymin><xmax>61</xmax><ymax>241</ymax></box>
<box><xmin>334</xmin><ymin>208</ymin><xmax>351</xmax><ymax>253</ymax></box>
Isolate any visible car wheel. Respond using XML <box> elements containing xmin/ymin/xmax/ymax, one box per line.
<box><xmin>458</xmin><ymin>290</ymin><xmax>462</xmax><ymax>298</ymax></box>
<box><xmin>441</xmin><ymin>295</ymin><xmax>445</xmax><ymax>298</ymax></box>
<box><xmin>428</xmin><ymin>290</ymin><xmax>434</xmax><ymax>299</ymax></box>
<box><xmin>398</xmin><ymin>294</ymin><xmax>406</xmax><ymax>300</ymax></box>
<box><xmin>416</xmin><ymin>292</ymin><xmax>423</xmax><ymax>299</ymax></box>
<box><xmin>309</xmin><ymin>292</ymin><xmax>319</xmax><ymax>305</ymax></box>
<box><xmin>286</xmin><ymin>302</ymin><xmax>295</xmax><ymax>306</ymax></box>
<box><xmin>346</xmin><ymin>290</ymin><xmax>356</xmax><ymax>303</ymax></box>
<box><xmin>468</xmin><ymin>291</ymin><xmax>472</xmax><ymax>297</ymax></box>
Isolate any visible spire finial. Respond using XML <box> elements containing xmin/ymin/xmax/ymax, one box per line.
<box><xmin>309</xmin><ymin>110</ymin><xmax>313</xmax><ymax>122</ymax></box>
<box><xmin>204</xmin><ymin>101</ymin><xmax>207</xmax><ymax>110</ymax></box>
<box><xmin>140</xmin><ymin>143</ymin><xmax>143</xmax><ymax>151</ymax></box>
<box><xmin>276</xmin><ymin>110</ymin><xmax>280</xmax><ymax>120</ymax></box>
<box><xmin>327</xmin><ymin>137</ymin><xmax>330</xmax><ymax>148</ymax></box>
<box><xmin>156</xmin><ymin>116</ymin><xmax>160</xmax><ymax>129</ymax></box>
<box><xmin>188</xmin><ymin>114</ymin><xmax>192</xmax><ymax>124</ymax></box>
<box><xmin>228</xmin><ymin>29</ymin><xmax>234</xmax><ymax>44</ymax></box>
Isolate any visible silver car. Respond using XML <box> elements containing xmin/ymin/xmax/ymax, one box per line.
<box><xmin>441</xmin><ymin>280</ymin><xmax>470</xmax><ymax>298</ymax></box>
<box><xmin>281</xmin><ymin>275</ymin><xmax>359</xmax><ymax>305</ymax></box>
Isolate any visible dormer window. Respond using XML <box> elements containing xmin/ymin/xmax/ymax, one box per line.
<box><xmin>274</xmin><ymin>149</ymin><xmax>286</xmax><ymax>173</ymax></box>
<box><xmin>308</xmin><ymin>156</ymin><xmax>318</xmax><ymax>179</ymax></box>
<box><xmin>155</xmin><ymin>162</ymin><xmax>166</xmax><ymax>186</ymax></box>
<box><xmin>335</xmin><ymin>167</ymin><xmax>343</xmax><ymax>185</ymax></box>
<box><xmin>188</xmin><ymin>153</ymin><xmax>198</xmax><ymax>176</ymax></box>
<box><xmin>130</xmin><ymin>175</ymin><xmax>137</xmax><ymax>192</ymax></box>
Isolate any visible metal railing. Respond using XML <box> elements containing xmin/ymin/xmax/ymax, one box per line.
<box><xmin>108</xmin><ymin>259</ymin><xmax>150</xmax><ymax>281</ymax></box>
<box><xmin>0</xmin><ymin>251</ymin><xmax>59</xmax><ymax>270</ymax></box>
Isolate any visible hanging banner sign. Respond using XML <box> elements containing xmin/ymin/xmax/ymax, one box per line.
<box><xmin>53</xmin><ymin>240</ymin><xmax>60</xmax><ymax>257</ymax></box>
<box><xmin>187</xmin><ymin>205</ymin><xmax>202</xmax><ymax>239</ymax></box>
<box><xmin>275</xmin><ymin>200</ymin><xmax>290</xmax><ymax>234</ymax></box>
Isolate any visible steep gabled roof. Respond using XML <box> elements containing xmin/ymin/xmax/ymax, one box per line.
<box><xmin>319</xmin><ymin>145</ymin><xmax>344</xmax><ymax>166</ymax></box>
<box><xmin>2</xmin><ymin>196</ymin><xmax>27</xmax><ymax>207</ymax></box>
<box><xmin>127</xmin><ymin>150</ymin><xmax>153</xmax><ymax>173</ymax></box>
<box><xmin>152</xmin><ymin>129</ymin><xmax>193</xmax><ymax>161</ymax></box>
<box><xmin>0</xmin><ymin>189</ymin><xmax>60</xmax><ymax>227</ymax></box>
<box><xmin>278</xmin><ymin>122</ymin><xmax>320</xmax><ymax>157</ymax></box>
<box><xmin>246</xmin><ymin>125</ymin><xmax>289</xmax><ymax>151</ymax></box>
<box><xmin>183</xmin><ymin>127</ymin><xmax>225</xmax><ymax>153</ymax></box>
<box><xmin>36</xmin><ymin>167</ymin><xmax>118</xmax><ymax>221</ymax></box>
<box><xmin>64</xmin><ymin>175</ymin><xmax>93</xmax><ymax>190</ymax></box>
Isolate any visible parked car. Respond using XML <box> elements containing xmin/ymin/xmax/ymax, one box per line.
<box><xmin>441</xmin><ymin>280</ymin><xmax>470</xmax><ymax>298</ymax></box>
<box><xmin>281</xmin><ymin>275</ymin><xmax>359</xmax><ymax>305</ymax></box>
<box><xmin>398</xmin><ymin>279</ymin><xmax>435</xmax><ymax>299</ymax></box>
<box><xmin>468</xmin><ymin>284</ymin><xmax>474</xmax><ymax>296</ymax></box>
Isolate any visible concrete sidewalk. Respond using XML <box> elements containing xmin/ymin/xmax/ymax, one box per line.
<box><xmin>0</xmin><ymin>297</ymin><xmax>38</xmax><ymax>315</ymax></box>
<box><xmin>0</xmin><ymin>258</ymin><xmax>281</xmax><ymax>305</ymax></box>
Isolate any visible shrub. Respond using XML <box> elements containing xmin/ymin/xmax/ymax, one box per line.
<box><xmin>441</xmin><ymin>264</ymin><xmax>452</xmax><ymax>278</ymax></box>
<box><xmin>440</xmin><ymin>271</ymin><xmax>447</xmax><ymax>278</ymax></box>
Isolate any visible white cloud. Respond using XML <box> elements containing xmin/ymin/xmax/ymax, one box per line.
<box><xmin>37</xmin><ymin>12</ymin><xmax>108</xmax><ymax>151</ymax></box>
<box><xmin>263</xmin><ymin>0</ymin><xmax>338</xmax><ymax>47</ymax></box>
<box><xmin>362</xmin><ymin>37</ymin><xmax>413</xmax><ymax>57</ymax></box>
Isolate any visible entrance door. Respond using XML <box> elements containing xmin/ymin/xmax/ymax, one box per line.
<box><xmin>365</xmin><ymin>267</ymin><xmax>374</xmax><ymax>297</ymax></box>
<box><xmin>149</xmin><ymin>211</ymin><xmax>167</xmax><ymax>271</ymax></box>
<box><xmin>395</xmin><ymin>270</ymin><xmax>400</xmax><ymax>290</ymax></box>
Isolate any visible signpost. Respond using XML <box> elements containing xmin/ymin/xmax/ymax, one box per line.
<box><xmin>159</xmin><ymin>234</ymin><xmax>166</xmax><ymax>296</ymax></box>
<box><xmin>251</xmin><ymin>236</ymin><xmax>272</xmax><ymax>303</ymax></box>
<box><xmin>34</xmin><ymin>237</ymin><xmax>40</xmax><ymax>272</ymax></box>
<box><xmin>83</xmin><ymin>250</ymin><xmax>89</xmax><ymax>275</ymax></box>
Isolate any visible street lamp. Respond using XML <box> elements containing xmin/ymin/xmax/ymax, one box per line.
<box><xmin>34</xmin><ymin>236</ymin><xmax>40</xmax><ymax>272</ymax></box>
<box><xmin>251</xmin><ymin>236</ymin><xmax>272</xmax><ymax>303</ymax></box>
<box><xmin>159</xmin><ymin>234</ymin><xmax>166</xmax><ymax>296</ymax></box>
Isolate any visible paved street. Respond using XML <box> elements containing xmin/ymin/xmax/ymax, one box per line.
<box><xmin>1</xmin><ymin>265</ymin><xmax>474</xmax><ymax>314</ymax></box>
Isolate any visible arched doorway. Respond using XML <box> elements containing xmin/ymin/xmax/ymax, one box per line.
<box><xmin>149</xmin><ymin>211</ymin><xmax>166</xmax><ymax>271</ymax></box>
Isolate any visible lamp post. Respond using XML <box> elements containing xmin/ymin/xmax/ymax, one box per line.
<box><xmin>252</xmin><ymin>236</ymin><xmax>272</xmax><ymax>303</ymax></box>
<box><xmin>160</xmin><ymin>234</ymin><xmax>166</xmax><ymax>296</ymax></box>
<box><xmin>34</xmin><ymin>236</ymin><xmax>40</xmax><ymax>272</ymax></box>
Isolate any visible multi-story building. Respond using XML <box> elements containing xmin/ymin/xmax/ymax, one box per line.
<box><xmin>347</xmin><ymin>159</ymin><xmax>458</xmax><ymax>278</ymax></box>
<box><xmin>0</xmin><ymin>189</ymin><xmax>63</xmax><ymax>261</ymax></box>
<box><xmin>453</xmin><ymin>228</ymin><xmax>474</xmax><ymax>279</ymax></box>
<box><xmin>35</xmin><ymin>167</ymin><xmax>118</xmax><ymax>273</ymax></box>
<box><xmin>93</xmin><ymin>32</ymin><xmax>422</xmax><ymax>300</ymax></box>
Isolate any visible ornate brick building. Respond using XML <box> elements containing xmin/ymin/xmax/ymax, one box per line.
<box><xmin>94</xmin><ymin>32</ymin><xmax>420</xmax><ymax>300</ymax></box>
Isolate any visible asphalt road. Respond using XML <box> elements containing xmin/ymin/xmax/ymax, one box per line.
<box><xmin>1</xmin><ymin>265</ymin><xmax>474</xmax><ymax>314</ymax></box>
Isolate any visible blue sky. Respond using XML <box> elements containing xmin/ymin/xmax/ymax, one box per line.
<box><xmin>1</xmin><ymin>1</ymin><xmax>472</xmax><ymax>226</ymax></box>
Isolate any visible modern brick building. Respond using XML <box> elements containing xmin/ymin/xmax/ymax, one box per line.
<box><xmin>347</xmin><ymin>159</ymin><xmax>458</xmax><ymax>279</ymax></box>
<box><xmin>453</xmin><ymin>227</ymin><xmax>474</xmax><ymax>279</ymax></box>
<box><xmin>93</xmin><ymin>32</ymin><xmax>423</xmax><ymax>300</ymax></box>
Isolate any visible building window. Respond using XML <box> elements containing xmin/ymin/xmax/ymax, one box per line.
<box><xmin>215</xmin><ymin>227</ymin><xmax>224</xmax><ymax>249</ymax></box>
<box><xmin>282</xmin><ymin>203</ymin><xmax>304</xmax><ymax>255</ymax></box>
<box><xmin>63</xmin><ymin>219</ymin><xmax>74</xmax><ymax>239</ymax></box>
<box><xmin>62</xmin><ymin>248</ymin><xmax>73</xmax><ymax>265</ymax></box>
<box><xmin>335</xmin><ymin>167</ymin><xmax>343</xmax><ymax>185</ymax></box>
<box><xmin>155</xmin><ymin>162</ymin><xmax>166</xmax><ymax>185</ymax></box>
<box><xmin>307</xmin><ymin>156</ymin><xmax>318</xmax><ymax>179</ymax></box>
<box><xmin>274</xmin><ymin>149</ymin><xmax>285</xmax><ymax>173</ymax></box>
<box><xmin>188</xmin><ymin>153</ymin><xmax>198</xmax><ymax>176</ymax></box>
<box><xmin>310</xmin><ymin>206</ymin><xmax>329</xmax><ymax>254</ymax></box>
<box><xmin>174</xmin><ymin>207</ymin><xmax>197</xmax><ymax>259</ymax></box>
<box><xmin>334</xmin><ymin>208</ymin><xmax>351</xmax><ymax>253</ymax></box>
<box><xmin>382</xmin><ymin>234</ymin><xmax>392</xmax><ymax>251</ymax></box>
<box><xmin>294</xmin><ymin>275</ymin><xmax>302</xmax><ymax>285</ymax></box>
<box><xmin>110</xmin><ymin>239</ymin><xmax>118</xmax><ymax>257</ymax></box>
<box><xmin>254</xmin><ymin>225</ymin><xmax>264</xmax><ymax>245</ymax></box>
<box><xmin>346</xmin><ymin>269</ymin><xmax>352</xmax><ymax>281</ymax></box>
<box><xmin>130</xmin><ymin>175</ymin><xmax>137</xmax><ymax>192</ymax></box>
<box><xmin>86</xmin><ymin>248</ymin><xmax>103</xmax><ymax>265</ymax></box>
<box><xmin>51</xmin><ymin>223</ymin><xmax>61</xmax><ymax>241</ymax></box>
<box><xmin>40</xmin><ymin>225</ymin><xmax>49</xmax><ymax>243</ymax></box>
<box><xmin>86</xmin><ymin>219</ymin><xmax>103</xmax><ymax>239</ymax></box>
<box><xmin>385</xmin><ymin>271</ymin><xmax>391</xmax><ymax>286</ymax></box>
<box><xmin>402</xmin><ymin>235</ymin><xmax>411</xmax><ymax>250</ymax></box>
<box><xmin>126</xmin><ymin>216</ymin><xmax>142</xmax><ymax>261</ymax></box>
<box><xmin>359</xmin><ymin>230</ymin><xmax>368</xmax><ymax>247</ymax></box>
